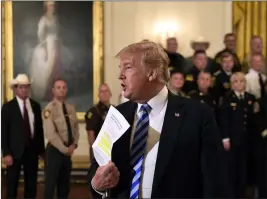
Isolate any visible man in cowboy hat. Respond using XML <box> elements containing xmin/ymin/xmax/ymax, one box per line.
<box><xmin>1</xmin><ymin>74</ymin><xmax>45</xmax><ymax>199</ymax></box>
<box><xmin>184</xmin><ymin>36</ymin><xmax>220</xmax><ymax>74</ymax></box>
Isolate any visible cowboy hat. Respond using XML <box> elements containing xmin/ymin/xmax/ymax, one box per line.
<box><xmin>10</xmin><ymin>74</ymin><xmax>33</xmax><ymax>89</ymax></box>
<box><xmin>190</xmin><ymin>36</ymin><xmax>210</xmax><ymax>49</ymax></box>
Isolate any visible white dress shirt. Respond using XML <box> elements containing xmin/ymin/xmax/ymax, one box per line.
<box><xmin>246</xmin><ymin>68</ymin><xmax>267</xmax><ymax>99</ymax></box>
<box><xmin>16</xmin><ymin>96</ymin><xmax>34</xmax><ymax>136</ymax></box>
<box><xmin>135</xmin><ymin>86</ymin><xmax>168</xmax><ymax>198</ymax></box>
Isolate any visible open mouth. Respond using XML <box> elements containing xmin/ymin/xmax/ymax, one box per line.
<box><xmin>121</xmin><ymin>83</ymin><xmax>126</xmax><ymax>91</ymax></box>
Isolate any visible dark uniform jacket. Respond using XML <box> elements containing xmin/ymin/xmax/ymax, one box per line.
<box><xmin>188</xmin><ymin>90</ymin><xmax>217</xmax><ymax>114</ymax></box>
<box><xmin>183</xmin><ymin>66</ymin><xmax>201</xmax><ymax>93</ymax></box>
<box><xmin>219</xmin><ymin>91</ymin><xmax>256</xmax><ymax>146</ymax></box>
<box><xmin>213</xmin><ymin>70</ymin><xmax>232</xmax><ymax>106</ymax></box>
<box><xmin>214</xmin><ymin>48</ymin><xmax>242</xmax><ymax>72</ymax></box>
<box><xmin>165</xmin><ymin>50</ymin><xmax>186</xmax><ymax>73</ymax></box>
<box><xmin>88</xmin><ymin>92</ymin><xmax>229</xmax><ymax>199</ymax></box>
<box><xmin>85</xmin><ymin>102</ymin><xmax>110</xmax><ymax>138</ymax></box>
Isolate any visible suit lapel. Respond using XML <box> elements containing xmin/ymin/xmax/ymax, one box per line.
<box><xmin>13</xmin><ymin>98</ymin><xmax>24</xmax><ymax>120</ymax></box>
<box><xmin>112</xmin><ymin>101</ymin><xmax>137</xmax><ymax>162</ymax></box>
<box><xmin>152</xmin><ymin>93</ymin><xmax>185</xmax><ymax>196</ymax></box>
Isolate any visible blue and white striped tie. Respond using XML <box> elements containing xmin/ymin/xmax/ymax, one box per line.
<box><xmin>130</xmin><ymin>104</ymin><xmax>151</xmax><ymax>199</ymax></box>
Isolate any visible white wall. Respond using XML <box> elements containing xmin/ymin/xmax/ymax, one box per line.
<box><xmin>76</xmin><ymin>2</ymin><xmax>232</xmax><ymax>157</ymax></box>
<box><xmin>104</xmin><ymin>1</ymin><xmax>232</xmax><ymax>105</ymax></box>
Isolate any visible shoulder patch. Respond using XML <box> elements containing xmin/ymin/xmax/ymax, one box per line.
<box><xmin>43</xmin><ymin>109</ymin><xmax>51</xmax><ymax>119</ymax></box>
<box><xmin>223</xmin><ymin>82</ymin><xmax>230</xmax><ymax>89</ymax></box>
<box><xmin>87</xmin><ymin>112</ymin><xmax>93</xmax><ymax>119</ymax></box>
<box><xmin>185</xmin><ymin>75</ymin><xmax>193</xmax><ymax>81</ymax></box>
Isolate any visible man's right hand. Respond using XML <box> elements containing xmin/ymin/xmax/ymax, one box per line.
<box><xmin>3</xmin><ymin>155</ymin><xmax>13</xmax><ymax>166</ymax></box>
<box><xmin>66</xmin><ymin>144</ymin><xmax>76</xmax><ymax>156</ymax></box>
<box><xmin>92</xmin><ymin>161</ymin><xmax>120</xmax><ymax>192</ymax></box>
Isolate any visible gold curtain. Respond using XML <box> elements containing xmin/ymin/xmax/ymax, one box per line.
<box><xmin>233</xmin><ymin>1</ymin><xmax>267</xmax><ymax>63</ymax></box>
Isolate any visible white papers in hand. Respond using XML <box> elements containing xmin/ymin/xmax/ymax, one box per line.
<box><xmin>92</xmin><ymin>105</ymin><xmax>130</xmax><ymax>166</ymax></box>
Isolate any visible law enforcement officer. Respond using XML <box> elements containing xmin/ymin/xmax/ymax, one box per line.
<box><xmin>165</xmin><ymin>37</ymin><xmax>186</xmax><ymax>73</ymax></box>
<box><xmin>168</xmin><ymin>69</ymin><xmax>187</xmax><ymax>97</ymax></box>
<box><xmin>43</xmin><ymin>79</ymin><xmax>80</xmax><ymax>199</ymax></box>
<box><xmin>188</xmin><ymin>72</ymin><xmax>217</xmax><ymax>113</ymax></box>
<box><xmin>214</xmin><ymin>33</ymin><xmax>242</xmax><ymax>72</ymax></box>
<box><xmin>183</xmin><ymin>50</ymin><xmax>208</xmax><ymax>93</ymax></box>
<box><xmin>85</xmin><ymin>83</ymin><xmax>112</xmax><ymax>161</ymax></box>
<box><xmin>213</xmin><ymin>52</ymin><xmax>234</xmax><ymax>106</ymax></box>
<box><xmin>219</xmin><ymin>72</ymin><xmax>256</xmax><ymax>198</ymax></box>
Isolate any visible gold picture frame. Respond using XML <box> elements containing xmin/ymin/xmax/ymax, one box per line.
<box><xmin>1</xmin><ymin>1</ymin><xmax>104</xmax><ymax>121</ymax></box>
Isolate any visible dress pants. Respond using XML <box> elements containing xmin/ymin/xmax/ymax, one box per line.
<box><xmin>6</xmin><ymin>143</ymin><xmax>38</xmax><ymax>199</ymax></box>
<box><xmin>227</xmin><ymin>145</ymin><xmax>247</xmax><ymax>198</ymax></box>
<box><xmin>44</xmin><ymin>144</ymin><xmax>72</xmax><ymax>199</ymax></box>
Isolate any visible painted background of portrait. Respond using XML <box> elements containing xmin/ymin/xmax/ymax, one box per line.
<box><xmin>12</xmin><ymin>1</ymin><xmax>93</xmax><ymax>112</ymax></box>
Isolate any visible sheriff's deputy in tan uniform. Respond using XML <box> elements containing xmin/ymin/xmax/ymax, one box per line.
<box><xmin>43</xmin><ymin>79</ymin><xmax>79</xmax><ymax>199</ymax></box>
<box><xmin>85</xmin><ymin>83</ymin><xmax>112</xmax><ymax>161</ymax></box>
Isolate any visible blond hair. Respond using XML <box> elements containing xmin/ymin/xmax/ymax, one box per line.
<box><xmin>230</xmin><ymin>72</ymin><xmax>246</xmax><ymax>84</ymax></box>
<box><xmin>116</xmin><ymin>41</ymin><xmax>170</xmax><ymax>83</ymax></box>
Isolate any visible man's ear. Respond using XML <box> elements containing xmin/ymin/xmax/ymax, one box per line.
<box><xmin>148</xmin><ymin>69</ymin><xmax>158</xmax><ymax>81</ymax></box>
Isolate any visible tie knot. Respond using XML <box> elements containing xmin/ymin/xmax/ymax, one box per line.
<box><xmin>140</xmin><ymin>103</ymin><xmax>151</xmax><ymax>113</ymax></box>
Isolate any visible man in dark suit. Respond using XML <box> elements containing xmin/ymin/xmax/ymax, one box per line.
<box><xmin>1</xmin><ymin>74</ymin><xmax>45</xmax><ymax>199</ymax></box>
<box><xmin>88</xmin><ymin>41</ymin><xmax>228</xmax><ymax>198</ymax></box>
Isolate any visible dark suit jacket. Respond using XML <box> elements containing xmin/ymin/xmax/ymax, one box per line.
<box><xmin>1</xmin><ymin>98</ymin><xmax>45</xmax><ymax>159</ymax></box>
<box><xmin>88</xmin><ymin>92</ymin><xmax>228</xmax><ymax>198</ymax></box>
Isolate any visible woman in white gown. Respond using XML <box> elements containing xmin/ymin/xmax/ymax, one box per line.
<box><xmin>29</xmin><ymin>1</ymin><xmax>61</xmax><ymax>101</ymax></box>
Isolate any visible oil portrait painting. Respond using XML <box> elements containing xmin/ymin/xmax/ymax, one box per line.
<box><xmin>2</xmin><ymin>1</ymin><xmax>103</xmax><ymax>119</ymax></box>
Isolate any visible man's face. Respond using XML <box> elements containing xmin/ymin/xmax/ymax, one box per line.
<box><xmin>251</xmin><ymin>55</ymin><xmax>263</xmax><ymax>71</ymax></box>
<box><xmin>169</xmin><ymin>73</ymin><xmax>184</xmax><ymax>90</ymax></box>
<box><xmin>119</xmin><ymin>54</ymin><xmax>149</xmax><ymax>101</ymax></box>
<box><xmin>221</xmin><ymin>56</ymin><xmax>234</xmax><ymax>72</ymax></box>
<box><xmin>98</xmin><ymin>84</ymin><xmax>111</xmax><ymax>103</ymax></box>
<box><xmin>194</xmin><ymin>53</ymin><xmax>207</xmax><ymax>70</ymax></box>
<box><xmin>52</xmin><ymin>80</ymin><xmax>68</xmax><ymax>99</ymax></box>
<box><xmin>167</xmin><ymin>38</ymin><xmax>178</xmax><ymax>53</ymax></box>
<box><xmin>251</xmin><ymin>38</ymin><xmax>263</xmax><ymax>53</ymax></box>
<box><xmin>15</xmin><ymin>84</ymin><xmax>30</xmax><ymax>100</ymax></box>
<box><xmin>231</xmin><ymin>75</ymin><xmax>246</xmax><ymax>92</ymax></box>
<box><xmin>198</xmin><ymin>73</ymin><xmax>211</xmax><ymax>90</ymax></box>
<box><xmin>224</xmin><ymin>35</ymin><xmax>236</xmax><ymax>51</ymax></box>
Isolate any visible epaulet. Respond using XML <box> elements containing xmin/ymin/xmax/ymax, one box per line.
<box><xmin>214</xmin><ymin>70</ymin><xmax>221</xmax><ymax>76</ymax></box>
<box><xmin>188</xmin><ymin>90</ymin><xmax>197</xmax><ymax>96</ymax></box>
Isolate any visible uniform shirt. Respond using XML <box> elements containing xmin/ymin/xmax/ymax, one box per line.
<box><xmin>85</xmin><ymin>102</ymin><xmax>110</xmax><ymax>138</ymax></box>
<box><xmin>188</xmin><ymin>90</ymin><xmax>217</xmax><ymax>113</ymax></box>
<box><xmin>42</xmin><ymin>99</ymin><xmax>80</xmax><ymax>154</ymax></box>
<box><xmin>16</xmin><ymin>96</ymin><xmax>34</xmax><ymax>136</ymax></box>
<box><xmin>246</xmin><ymin>68</ymin><xmax>267</xmax><ymax>99</ymax></box>
<box><xmin>213</xmin><ymin>70</ymin><xmax>232</xmax><ymax>105</ymax></box>
<box><xmin>219</xmin><ymin>91</ymin><xmax>255</xmax><ymax>146</ymax></box>
<box><xmin>183</xmin><ymin>66</ymin><xmax>201</xmax><ymax>93</ymax></box>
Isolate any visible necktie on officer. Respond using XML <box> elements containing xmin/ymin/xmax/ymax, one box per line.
<box><xmin>62</xmin><ymin>102</ymin><xmax>73</xmax><ymax>146</ymax></box>
<box><xmin>130</xmin><ymin>103</ymin><xmax>151</xmax><ymax>199</ymax></box>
